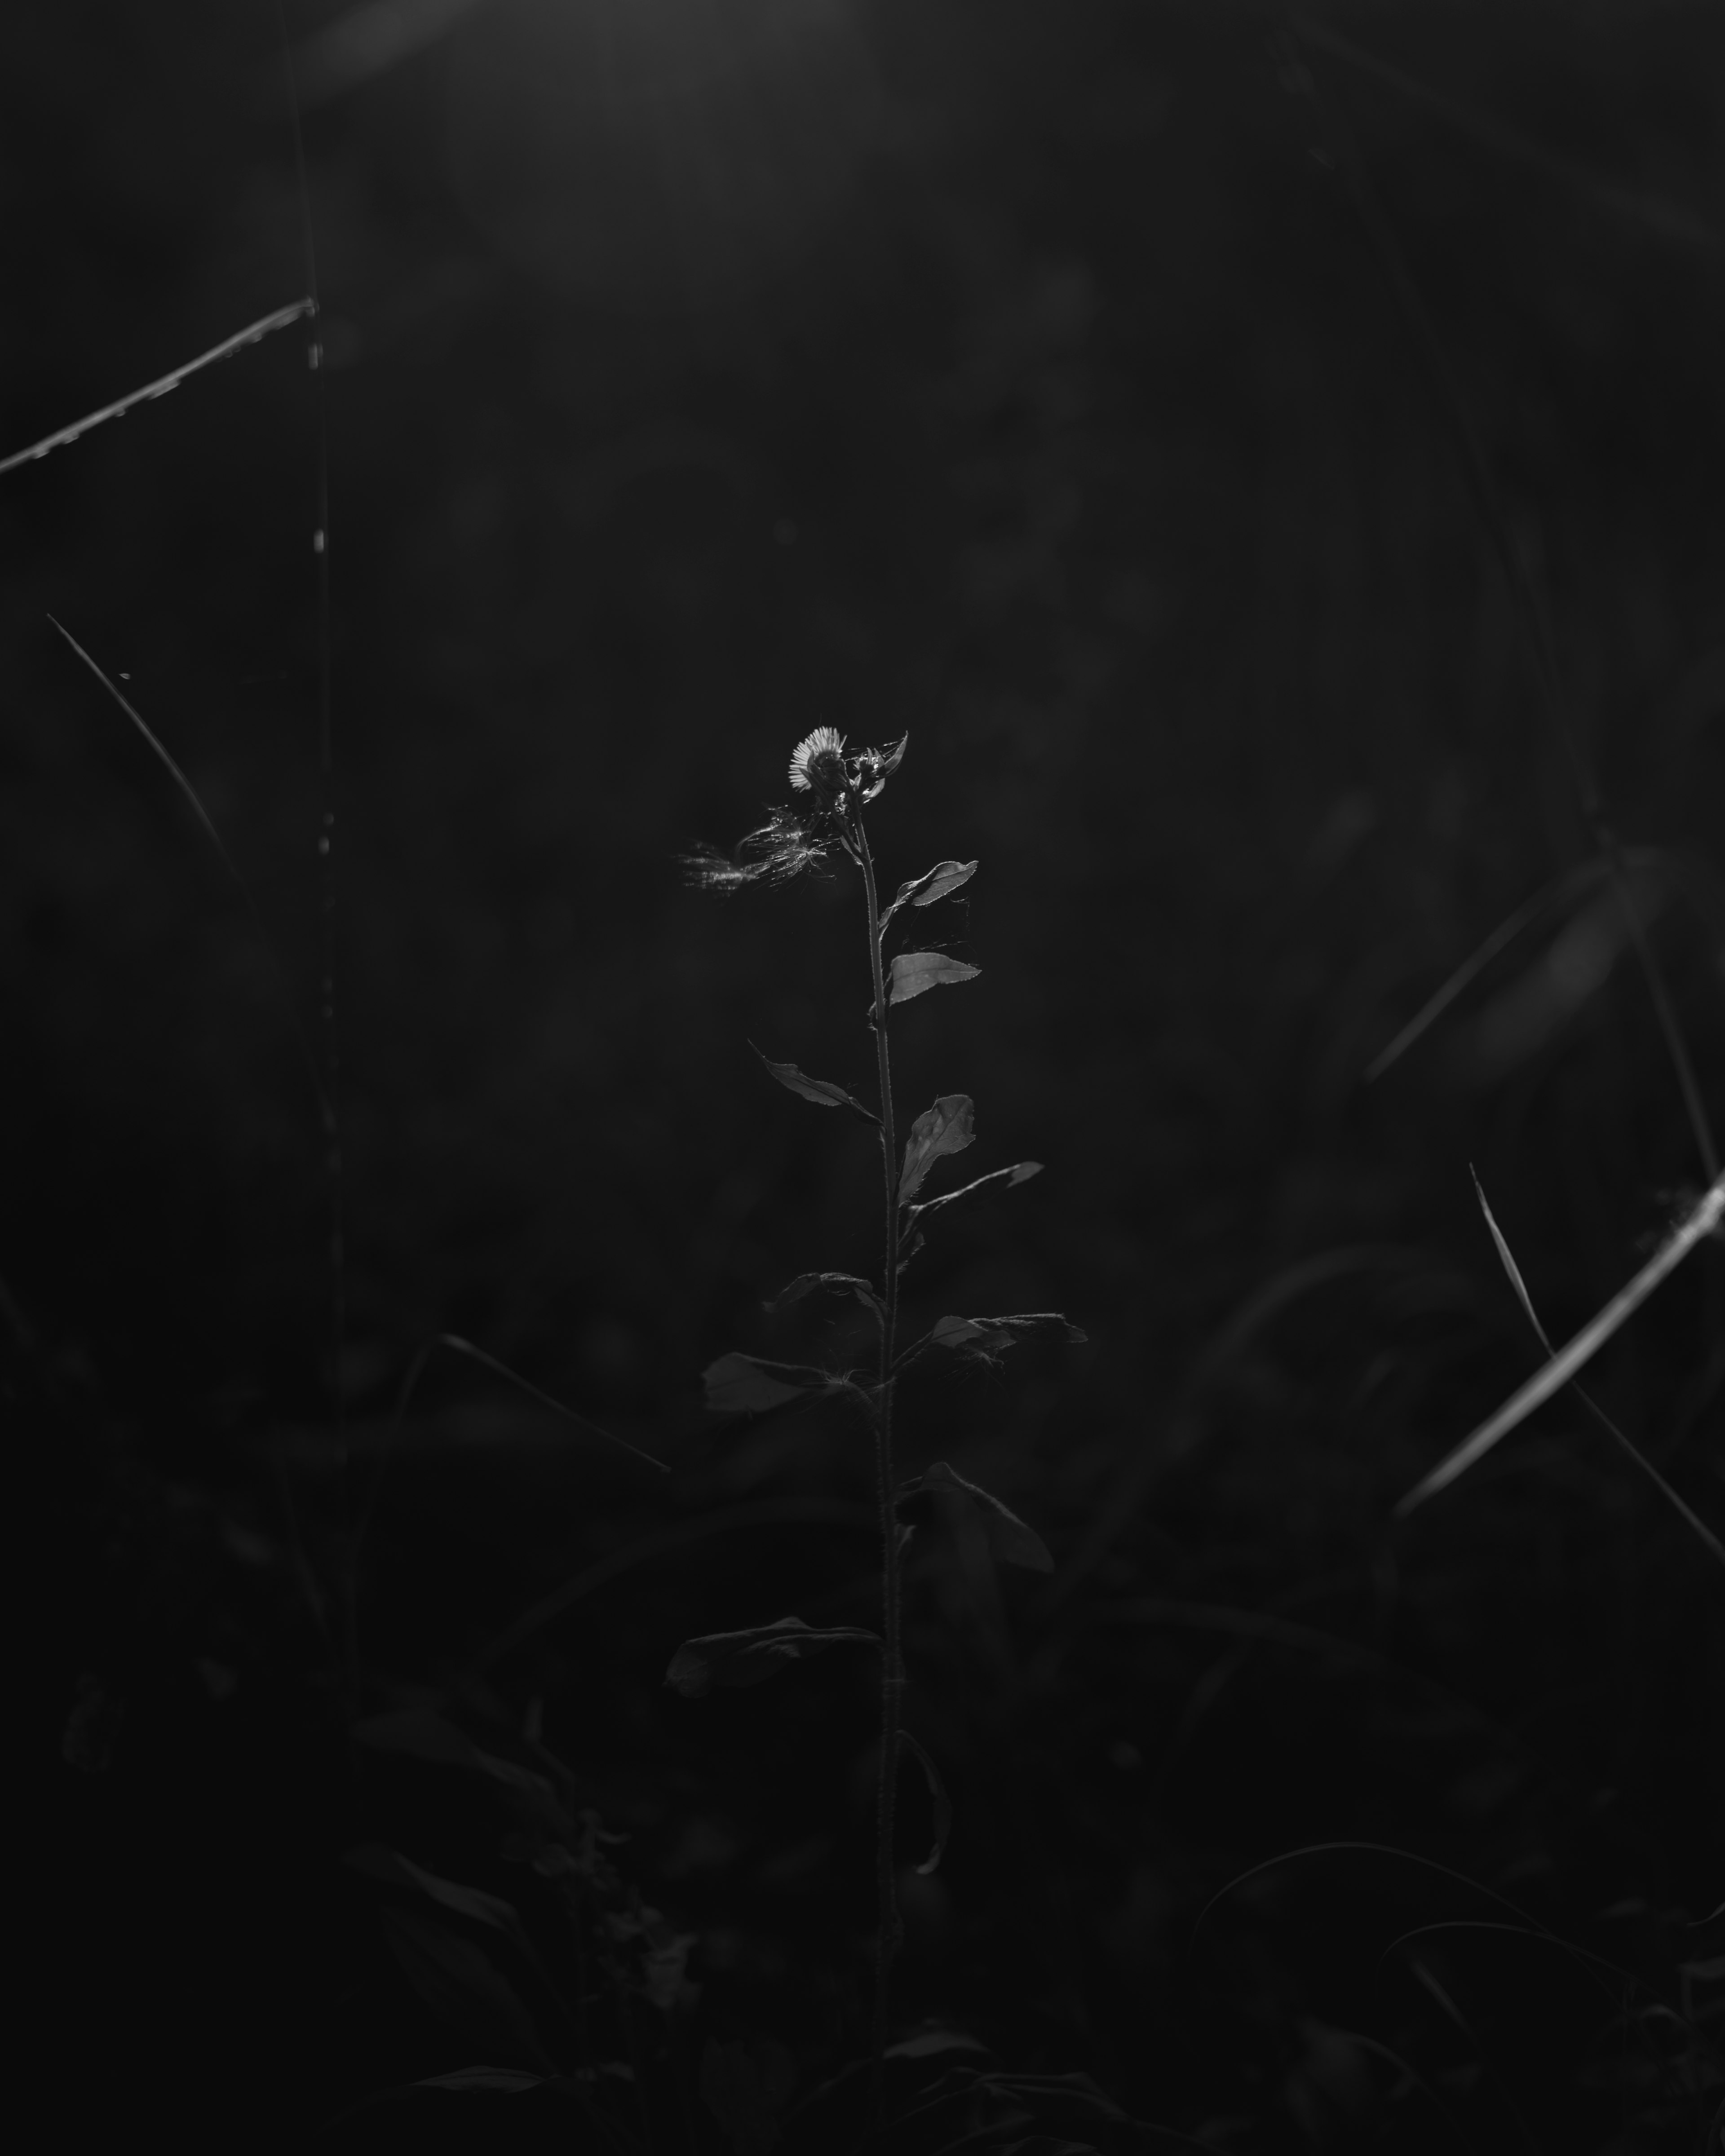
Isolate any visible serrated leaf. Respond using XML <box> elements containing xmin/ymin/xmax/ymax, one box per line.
<box><xmin>899</xmin><ymin>1730</ymin><xmax>953</xmax><ymax>1875</ymax></box>
<box><xmin>911</xmin><ymin>1460</ymin><xmax>1053</xmax><ymax>1572</ymax></box>
<box><xmin>378</xmin><ymin>1905</ymin><xmax>553</xmax><ymax>2068</ymax></box>
<box><xmin>702</xmin><ymin>1352</ymin><xmax>842</xmax><ymax>1415</ymax></box>
<box><xmin>751</xmin><ymin>1043</ymin><xmax>877</xmax><ymax>1121</ymax></box>
<box><xmin>665</xmin><ymin>1615</ymin><xmax>881</xmax><ymax>1697</ymax></box>
<box><xmin>876</xmin><ymin>950</ymin><xmax>980</xmax><ymax>1017</ymax></box>
<box><xmin>879</xmin><ymin>859</ymin><xmax>978</xmax><ymax>934</ymax></box>
<box><xmin>899</xmin><ymin>1094</ymin><xmax>977</xmax><ymax>1205</ymax></box>
<box><xmin>765</xmin><ymin>1271</ymin><xmax>883</xmax><ymax>1321</ymax></box>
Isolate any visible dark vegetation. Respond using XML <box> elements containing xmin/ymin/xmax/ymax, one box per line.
<box><xmin>5</xmin><ymin>2</ymin><xmax>1723</xmax><ymax>2149</ymax></box>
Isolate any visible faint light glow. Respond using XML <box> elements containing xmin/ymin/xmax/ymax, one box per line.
<box><xmin>300</xmin><ymin>0</ymin><xmax>489</xmax><ymax>100</ymax></box>
<box><xmin>444</xmin><ymin>0</ymin><xmax>882</xmax><ymax>309</ymax></box>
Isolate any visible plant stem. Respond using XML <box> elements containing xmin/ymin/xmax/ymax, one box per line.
<box><xmin>856</xmin><ymin>816</ymin><xmax>903</xmax><ymax>2109</ymax></box>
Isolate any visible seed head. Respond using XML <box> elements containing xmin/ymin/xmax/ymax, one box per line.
<box><xmin>683</xmin><ymin>728</ymin><xmax>910</xmax><ymax>892</ymax></box>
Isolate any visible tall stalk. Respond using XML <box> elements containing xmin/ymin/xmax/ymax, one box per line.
<box><xmin>856</xmin><ymin>817</ymin><xmax>904</xmax><ymax>2094</ymax></box>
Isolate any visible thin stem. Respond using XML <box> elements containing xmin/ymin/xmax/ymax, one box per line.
<box><xmin>856</xmin><ymin>814</ymin><xmax>903</xmax><ymax>2113</ymax></box>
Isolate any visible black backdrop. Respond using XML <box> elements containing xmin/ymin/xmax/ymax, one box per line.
<box><xmin>6</xmin><ymin>3</ymin><xmax>1723</xmax><ymax>2149</ymax></box>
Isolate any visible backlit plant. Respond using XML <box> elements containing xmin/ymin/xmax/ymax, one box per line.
<box><xmin>678</xmin><ymin>726</ymin><xmax>1085</xmax><ymax>2112</ymax></box>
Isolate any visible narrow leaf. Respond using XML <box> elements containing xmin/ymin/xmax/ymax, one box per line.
<box><xmin>899</xmin><ymin>1095</ymin><xmax>977</xmax><ymax>1205</ymax></box>
<box><xmin>876</xmin><ymin>950</ymin><xmax>980</xmax><ymax>1017</ymax></box>
<box><xmin>354</xmin><ymin>1711</ymin><xmax>575</xmax><ymax>1837</ymax></box>
<box><xmin>879</xmin><ymin>859</ymin><xmax>978</xmax><ymax>935</ymax></box>
<box><xmin>378</xmin><ymin>1906</ymin><xmax>553</xmax><ymax>2068</ymax></box>
<box><xmin>909</xmin><ymin>1160</ymin><xmax>1042</xmax><ymax>1221</ymax></box>
<box><xmin>347</xmin><ymin>1844</ymin><xmax>539</xmax><ymax>1959</ymax></box>
<box><xmin>702</xmin><ymin>1352</ymin><xmax>842</xmax><ymax>1415</ymax></box>
<box><xmin>765</xmin><ymin>1271</ymin><xmax>883</xmax><ymax>1321</ymax></box>
<box><xmin>910</xmin><ymin>1460</ymin><xmax>1054</xmax><ymax>1572</ymax></box>
<box><xmin>751</xmin><ymin>1043</ymin><xmax>877</xmax><ymax>1121</ymax></box>
<box><xmin>414</xmin><ymin>2068</ymin><xmax>546</xmax><ymax>2094</ymax></box>
<box><xmin>0</xmin><ymin>299</ymin><xmax>316</xmax><ymax>478</ymax></box>
<box><xmin>664</xmin><ymin>1616</ymin><xmax>880</xmax><ymax>1697</ymax></box>
<box><xmin>1398</xmin><ymin>1173</ymin><xmax>1725</xmax><ymax>1515</ymax></box>
<box><xmin>899</xmin><ymin>1731</ymin><xmax>954</xmax><ymax>1875</ymax></box>
<box><xmin>1470</xmin><ymin>1169</ymin><xmax>1725</xmax><ymax>1568</ymax></box>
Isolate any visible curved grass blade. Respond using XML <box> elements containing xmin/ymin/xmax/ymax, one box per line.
<box><xmin>1</xmin><ymin>301</ymin><xmax>316</xmax><ymax>478</ymax></box>
<box><xmin>1366</xmin><ymin>858</ymin><xmax>1609</xmax><ymax>1081</ymax></box>
<box><xmin>1399</xmin><ymin>1175</ymin><xmax>1725</xmax><ymax>1516</ymax></box>
<box><xmin>898</xmin><ymin>1731</ymin><xmax>953</xmax><ymax>1875</ymax></box>
<box><xmin>1294</xmin><ymin>17</ymin><xmax>1723</xmax><ymax>257</ymax></box>
<box><xmin>436</xmin><ymin>1333</ymin><xmax>668</xmax><ymax>1473</ymax></box>
<box><xmin>1193</xmin><ymin>1839</ymin><xmax>1559</xmax><ymax>1944</ymax></box>
<box><xmin>1468</xmin><ymin>1170</ymin><xmax>1724</xmax><ymax>1566</ymax></box>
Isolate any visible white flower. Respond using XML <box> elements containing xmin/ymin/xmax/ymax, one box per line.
<box><xmin>788</xmin><ymin>726</ymin><xmax>847</xmax><ymax>798</ymax></box>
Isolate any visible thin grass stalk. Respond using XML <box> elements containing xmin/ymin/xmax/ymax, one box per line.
<box><xmin>1290</xmin><ymin>31</ymin><xmax>1719</xmax><ymax>1183</ymax></box>
<box><xmin>856</xmin><ymin>817</ymin><xmax>904</xmax><ymax>2110</ymax></box>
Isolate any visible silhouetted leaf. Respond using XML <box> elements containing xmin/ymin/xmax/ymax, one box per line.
<box><xmin>354</xmin><ymin>1712</ymin><xmax>575</xmax><ymax>1839</ymax></box>
<box><xmin>377</xmin><ymin>1905</ymin><xmax>553</xmax><ymax>2068</ymax></box>
<box><xmin>879</xmin><ymin>858</ymin><xmax>978</xmax><ymax>933</ymax></box>
<box><xmin>900</xmin><ymin>1730</ymin><xmax>954</xmax><ymax>1874</ymax></box>
<box><xmin>905</xmin><ymin>1460</ymin><xmax>1054</xmax><ymax>1572</ymax></box>
<box><xmin>413</xmin><ymin>2068</ymin><xmax>545</xmax><ymax>2093</ymax></box>
<box><xmin>899</xmin><ymin>1094</ymin><xmax>977</xmax><ymax>1204</ymax></box>
<box><xmin>665</xmin><ymin>1616</ymin><xmax>880</xmax><ymax>1697</ymax></box>
<box><xmin>346</xmin><ymin>1844</ymin><xmax>540</xmax><ymax>1960</ymax></box>
<box><xmin>752</xmin><ymin>1043</ymin><xmax>877</xmax><ymax>1120</ymax></box>
<box><xmin>877</xmin><ymin>950</ymin><xmax>980</xmax><ymax>1016</ymax></box>
<box><xmin>929</xmin><ymin>1312</ymin><xmax>1086</xmax><ymax>1358</ymax></box>
<box><xmin>909</xmin><ymin>1160</ymin><xmax>1043</xmax><ymax>1219</ymax></box>
<box><xmin>765</xmin><ymin>1271</ymin><xmax>883</xmax><ymax>1321</ymax></box>
<box><xmin>702</xmin><ymin>1352</ymin><xmax>844</xmax><ymax>1415</ymax></box>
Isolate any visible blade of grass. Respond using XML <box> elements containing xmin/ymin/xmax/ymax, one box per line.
<box><xmin>0</xmin><ymin>300</ymin><xmax>315</xmax><ymax>478</ymax></box>
<box><xmin>1469</xmin><ymin>1168</ymin><xmax>1724</xmax><ymax>1564</ymax></box>
<box><xmin>1294</xmin><ymin>16</ymin><xmax>1723</xmax><ymax>257</ymax></box>
<box><xmin>1193</xmin><ymin>1838</ymin><xmax>1561</xmax><ymax>1944</ymax></box>
<box><xmin>1399</xmin><ymin>1175</ymin><xmax>1725</xmax><ymax>1515</ymax></box>
<box><xmin>1367</xmin><ymin>857</ymin><xmax>1608</xmax><ymax>1081</ymax></box>
<box><xmin>437</xmin><ymin>1334</ymin><xmax>670</xmax><ymax>1476</ymax></box>
<box><xmin>49</xmin><ymin>615</ymin><xmax>334</xmax><ymax>1139</ymax></box>
<box><xmin>1290</xmin><ymin>31</ymin><xmax>1719</xmax><ymax>1181</ymax></box>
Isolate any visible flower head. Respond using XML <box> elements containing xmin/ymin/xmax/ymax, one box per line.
<box><xmin>683</xmin><ymin>728</ymin><xmax>909</xmax><ymax>893</ymax></box>
<box><xmin>788</xmin><ymin>726</ymin><xmax>848</xmax><ymax>804</ymax></box>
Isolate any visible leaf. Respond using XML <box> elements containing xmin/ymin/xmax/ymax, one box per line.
<box><xmin>664</xmin><ymin>1615</ymin><xmax>880</xmax><ymax>1697</ymax></box>
<box><xmin>876</xmin><ymin>950</ymin><xmax>980</xmax><ymax>1017</ymax></box>
<box><xmin>899</xmin><ymin>1731</ymin><xmax>953</xmax><ymax>1874</ymax></box>
<box><xmin>765</xmin><ymin>1271</ymin><xmax>883</xmax><ymax>1321</ymax></box>
<box><xmin>879</xmin><ymin>859</ymin><xmax>978</xmax><ymax>933</ymax></box>
<box><xmin>899</xmin><ymin>1094</ymin><xmax>977</xmax><ymax>1204</ymax></box>
<box><xmin>346</xmin><ymin>1844</ymin><xmax>541</xmax><ymax>1962</ymax></box>
<box><xmin>413</xmin><ymin>2068</ymin><xmax>545</xmax><ymax>2093</ymax></box>
<box><xmin>751</xmin><ymin>1044</ymin><xmax>877</xmax><ymax>1121</ymax></box>
<box><xmin>909</xmin><ymin>1159</ymin><xmax>1042</xmax><ymax>1220</ymax></box>
<box><xmin>925</xmin><ymin>1312</ymin><xmax>1088</xmax><ymax>1360</ymax></box>
<box><xmin>353</xmin><ymin>1711</ymin><xmax>575</xmax><ymax>1839</ymax></box>
<box><xmin>702</xmin><ymin>1352</ymin><xmax>844</xmax><ymax>1415</ymax></box>
<box><xmin>908</xmin><ymin>1460</ymin><xmax>1054</xmax><ymax>1573</ymax></box>
<box><xmin>1397</xmin><ymin>1171</ymin><xmax>1725</xmax><ymax>1516</ymax></box>
<box><xmin>377</xmin><ymin>1905</ymin><xmax>553</xmax><ymax>2068</ymax></box>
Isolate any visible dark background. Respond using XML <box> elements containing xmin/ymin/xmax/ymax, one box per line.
<box><xmin>4</xmin><ymin>2</ymin><xmax>1722</xmax><ymax>2149</ymax></box>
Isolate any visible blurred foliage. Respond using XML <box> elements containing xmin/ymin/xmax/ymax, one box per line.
<box><xmin>4</xmin><ymin>1</ymin><xmax>1723</xmax><ymax>2149</ymax></box>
